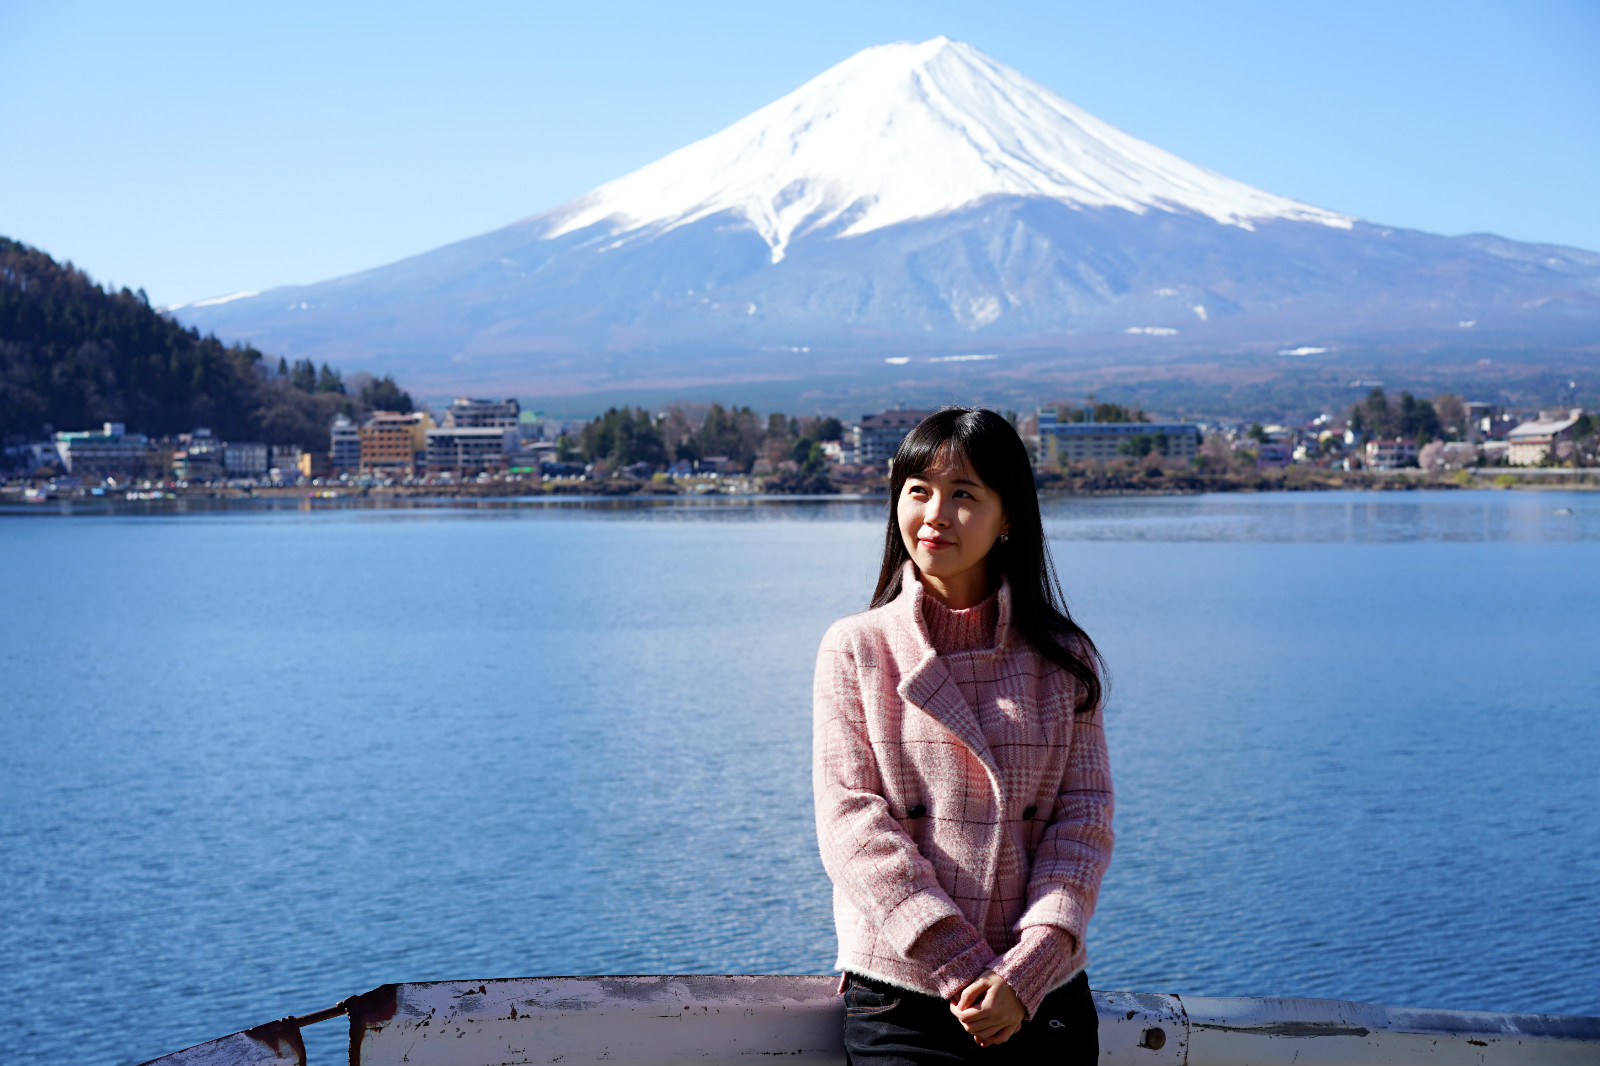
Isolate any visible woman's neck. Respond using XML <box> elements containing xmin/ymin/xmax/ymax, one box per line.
<box><xmin>917</xmin><ymin>567</ymin><xmax>991</xmax><ymax>611</ymax></box>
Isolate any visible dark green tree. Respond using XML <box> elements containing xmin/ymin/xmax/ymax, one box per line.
<box><xmin>581</xmin><ymin>407</ymin><xmax>667</xmax><ymax>468</ymax></box>
<box><xmin>359</xmin><ymin>374</ymin><xmax>413</xmax><ymax>413</ymax></box>
<box><xmin>809</xmin><ymin>416</ymin><xmax>844</xmax><ymax>442</ymax></box>
<box><xmin>290</xmin><ymin>359</ymin><xmax>318</xmax><ymax>392</ymax></box>
<box><xmin>694</xmin><ymin>404</ymin><xmax>762</xmax><ymax>470</ymax></box>
<box><xmin>316</xmin><ymin>363</ymin><xmax>345</xmax><ymax>394</ymax></box>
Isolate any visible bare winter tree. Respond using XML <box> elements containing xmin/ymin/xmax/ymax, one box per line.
<box><xmin>1433</xmin><ymin>394</ymin><xmax>1468</xmax><ymax>439</ymax></box>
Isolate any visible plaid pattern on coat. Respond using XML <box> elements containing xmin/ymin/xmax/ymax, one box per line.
<box><xmin>812</xmin><ymin>563</ymin><xmax>1114</xmax><ymax>1009</ymax></box>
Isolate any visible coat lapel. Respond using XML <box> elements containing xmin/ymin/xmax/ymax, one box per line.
<box><xmin>893</xmin><ymin>564</ymin><xmax>1003</xmax><ymax>783</ymax></box>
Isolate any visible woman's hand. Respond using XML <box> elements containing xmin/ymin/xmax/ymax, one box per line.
<box><xmin>949</xmin><ymin>970</ymin><xmax>1025</xmax><ymax>1047</ymax></box>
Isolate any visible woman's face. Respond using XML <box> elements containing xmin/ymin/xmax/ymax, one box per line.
<box><xmin>897</xmin><ymin>446</ymin><xmax>1009</xmax><ymax>589</ymax></box>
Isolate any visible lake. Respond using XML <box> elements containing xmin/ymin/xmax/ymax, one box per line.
<box><xmin>1</xmin><ymin>490</ymin><xmax>1597</xmax><ymax>1065</ymax></box>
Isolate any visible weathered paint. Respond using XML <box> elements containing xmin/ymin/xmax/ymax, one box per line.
<box><xmin>137</xmin><ymin>1018</ymin><xmax>305</xmax><ymax>1066</ymax></box>
<box><xmin>351</xmin><ymin>975</ymin><xmax>842</xmax><ymax>1066</ymax></box>
<box><xmin>137</xmin><ymin>977</ymin><xmax>1600</xmax><ymax>1066</ymax></box>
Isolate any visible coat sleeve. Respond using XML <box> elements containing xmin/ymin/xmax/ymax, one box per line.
<box><xmin>1004</xmin><ymin>683</ymin><xmax>1115</xmax><ymax>1003</ymax></box>
<box><xmin>813</xmin><ymin>625</ymin><xmax>995</xmax><ymax>991</ymax></box>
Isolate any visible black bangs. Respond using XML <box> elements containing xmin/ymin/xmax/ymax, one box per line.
<box><xmin>870</xmin><ymin>407</ymin><xmax>1106</xmax><ymax>715</ymax></box>
<box><xmin>892</xmin><ymin>422</ymin><xmax>971</xmax><ymax>482</ymax></box>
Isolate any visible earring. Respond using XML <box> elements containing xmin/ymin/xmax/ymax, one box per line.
<box><xmin>998</xmin><ymin>532</ymin><xmax>1010</xmax><ymax>543</ymax></box>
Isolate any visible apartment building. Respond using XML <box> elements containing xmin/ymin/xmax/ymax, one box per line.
<box><xmin>330</xmin><ymin>414</ymin><xmax>362</xmax><ymax>471</ymax></box>
<box><xmin>360</xmin><ymin>412</ymin><xmax>433</xmax><ymax>475</ymax></box>
<box><xmin>52</xmin><ymin>423</ymin><xmax>151</xmax><ymax>478</ymax></box>
<box><xmin>426</xmin><ymin>426</ymin><xmax>516</xmax><ymax>474</ymax></box>
<box><xmin>442</xmin><ymin>397</ymin><xmax>520</xmax><ymax>429</ymax></box>
<box><xmin>1035</xmin><ymin>408</ymin><xmax>1200</xmax><ymax>464</ymax></box>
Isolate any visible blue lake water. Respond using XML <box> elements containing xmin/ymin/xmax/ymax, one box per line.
<box><xmin>2</xmin><ymin>491</ymin><xmax>1597</xmax><ymax>1065</ymax></box>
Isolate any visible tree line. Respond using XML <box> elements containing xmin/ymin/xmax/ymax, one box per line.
<box><xmin>572</xmin><ymin>404</ymin><xmax>846</xmax><ymax>474</ymax></box>
<box><xmin>0</xmin><ymin>237</ymin><xmax>413</xmax><ymax>452</ymax></box>
<box><xmin>1347</xmin><ymin>388</ymin><xmax>1450</xmax><ymax>443</ymax></box>
<box><xmin>1052</xmin><ymin>400</ymin><xmax>1150</xmax><ymax>424</ymax></box>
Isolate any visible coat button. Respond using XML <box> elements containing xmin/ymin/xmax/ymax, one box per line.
<box><xmin>907</xmin><ymin>804</ymin><xmax>926</xmax><ymax>819</ymax></box>
<box><xmin>1022</xmin><ymin>805</ymin><xmax>1038</xmax><ymax>819</ymax></box>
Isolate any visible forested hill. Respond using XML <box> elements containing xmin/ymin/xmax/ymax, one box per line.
<box><xmin>0</xmin><ymin>237</ymin><xmax>410</xmax><ymax>449</ymax></box>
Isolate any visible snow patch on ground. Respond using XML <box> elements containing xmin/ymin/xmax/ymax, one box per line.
<box><xmin>166</xmin><ymin>290</ymin><xmax>260</xmax><ymax>311</ymax></box>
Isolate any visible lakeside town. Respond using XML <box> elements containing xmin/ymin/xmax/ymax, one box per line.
<box><xmin>4</xmin><ymin>388</ymin><xmax>1596</xmax><ymax>504</ymax></box>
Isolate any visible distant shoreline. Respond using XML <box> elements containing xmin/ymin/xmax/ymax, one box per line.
<box><xmin>3</xmin><ymin>467</ymin><xmax>1595</xmax><ymax>512</ymax></box>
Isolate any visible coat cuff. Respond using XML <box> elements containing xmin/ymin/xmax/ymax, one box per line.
<box><xmin>907</xmin><ymin>916</ymin><xmax>997</xmax><ymax>1000</ymax></box>
<box><xmin>990</xmin><ymin>925</ymin><xmax>1077</xmax><ymax>1018</ymax></box>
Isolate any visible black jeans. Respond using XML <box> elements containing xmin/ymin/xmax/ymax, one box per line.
<box><xmin>842</xmin><ymin>972</ymin><xmax>1098</xmax><ymax>1066</ymax></box>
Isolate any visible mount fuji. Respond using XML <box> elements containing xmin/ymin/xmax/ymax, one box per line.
<box><xmin>174</xmin><ymin>37</ymin><xmax>1600</xmax><ymax>400</ymax></box>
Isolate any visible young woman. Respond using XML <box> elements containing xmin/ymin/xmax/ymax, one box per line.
<box><xmin>813</xmin><ymin>408</ymin><xmax>1113</xmax><ymax>1065</ymax></box>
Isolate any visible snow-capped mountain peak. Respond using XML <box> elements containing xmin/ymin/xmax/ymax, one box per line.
<box><xmin>543</xmin><ymin>36</ymin><xmax>1353</xmax><ymax>263</ymax></box>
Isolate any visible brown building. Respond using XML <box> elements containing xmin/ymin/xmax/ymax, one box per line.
<box><xmin>360</xmin><ymin>412</ymin><xmax>433</xmax><ymax>475</ymax></box>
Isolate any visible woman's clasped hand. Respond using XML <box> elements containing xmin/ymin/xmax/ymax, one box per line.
<box><xmin>949</xmin><ymin>970</ymin><xmax>1026</xmax><ymax>1048</ymax></box>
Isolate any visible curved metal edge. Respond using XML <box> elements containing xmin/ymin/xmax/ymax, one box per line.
<box><xmin>135</xmin><ymin>1017</ymin><xmax>305</xmax><ymax>1066</ymax></box>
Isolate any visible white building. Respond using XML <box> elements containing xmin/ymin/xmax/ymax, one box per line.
<box><xmin>53</xmin><ymin>423</ymin><xmax>150</xmax><ymax>478</ymax></box>
<box><xmin>1035</xmin><ymin>408</ymin><xmax>1200</xmax><ymax>464</ymax></box>
<box><xmin>1364</xmin><ymin>438</ymin><xmax>1418</xmax><ymax>470</ymax></box>
<box><xmin>1507</xmin><ymin>409</ymin><xmax>1584</xmax><ymax>466</ymax></box>
<box><xmin>820</xmin><ymin>440</ymin><xmax>855</xmax><ymax>464</ymax></box>
<box><xmin>443</xmin><ymin>397</ymin><xmax>520</xmax><ymax>429</ymax></box>
<box><xmin>330</xmin><ymin>414</ymin><xmax>362</xmax><ymax>471</ymax></box>
<box><xmin>426</xmin><ymin>426</ymin><xmax>516</xmax><ymax>473</ymax></box>
<box><xmin>269</xmin><ymin>445</ymin><xmax>304</xmax><ymax>477</ymax></box>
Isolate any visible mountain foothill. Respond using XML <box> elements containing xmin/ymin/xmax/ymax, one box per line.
<box><xmin>0</xmin><ymin>237</ymin><xmax>410</xmax><ymax>450</ymax></box>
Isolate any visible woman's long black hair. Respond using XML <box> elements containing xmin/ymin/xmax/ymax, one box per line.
<box><xmin>871</xmin><ymin>407</ymin><xmax>1106</xmax><ymax>714</ymax></box>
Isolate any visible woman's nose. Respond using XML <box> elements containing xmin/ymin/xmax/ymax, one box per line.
<box><xmin>922</xmin><ymin>493</ymin><xmax>949</xmax><ymax>526</ymax></box>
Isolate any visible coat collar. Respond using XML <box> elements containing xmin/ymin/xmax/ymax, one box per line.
<box><xmin>891</xmin><ymin>561</ymin><xmax>1010</xmax><ymax>781</ymax></box>
<box><xmin>895</xmin><ymin>559</ymin><xmax>1014</xmax><ymax>659</ymax></box>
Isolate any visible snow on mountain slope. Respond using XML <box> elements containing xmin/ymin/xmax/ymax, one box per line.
<box><xmin>543</xmin><ymin>36</ymin><xmax>1353</xmax><ymax>263</ymax></box>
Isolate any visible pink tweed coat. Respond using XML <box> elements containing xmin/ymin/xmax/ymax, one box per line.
<box><xmin>812</xmin><ymin>564</ymin><xmax>1114</xmax><ymax>1010</ymax></box>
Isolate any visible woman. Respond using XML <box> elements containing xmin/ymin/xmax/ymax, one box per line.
<box><xmin>812</xmin><ymin>408</ymin><xmax>1113</xmax><ymax>1065</ymax></box>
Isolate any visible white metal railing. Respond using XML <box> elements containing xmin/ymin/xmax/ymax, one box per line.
<box><xmin>140</xmin><ymin>974</ymin><xmax>1600</xmax><ymax>1065</ymax></box>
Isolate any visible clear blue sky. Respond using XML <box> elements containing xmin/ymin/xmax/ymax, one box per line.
<box><xmin>4</xmin><ymin>0</ymin><xmax>1596</xmax><ymax>308</ymax></box>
